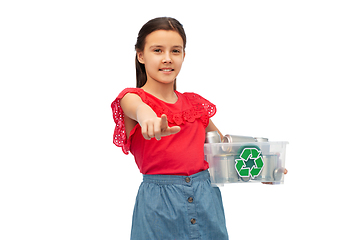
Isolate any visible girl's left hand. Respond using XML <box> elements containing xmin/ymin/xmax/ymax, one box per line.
<box><xmin>262</xmin><ymin>168</ymin><xmax>288</xmax><ymax>185</ymax></box>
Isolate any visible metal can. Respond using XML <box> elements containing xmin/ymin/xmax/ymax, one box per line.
<box><xmin>205</xmin><ymin>131</ymin><xmax>221</xmax><ymax>155</ymax></box>
<box><xmin>221</xmin><ymin>135</ymin><xmax>256</xmax><ymax>153</ymax></box>
<box><xmin>255</xmin><ymin>154</ymin><xmax>279</xmax><ymax>182</ymax></box>
<box><xmin>254</xmin><ymin>137</ymin><xmax>268</xmax><ymax>142</ymax></box>
<box><xmin>212</xmin><ymin>155</ymin><xmax>239</xmax><ymax>183</ymax></box>
<box><xmin>273</xmin><ymin>167</ymin><xmax>285</xmax><ymax>182</ymax></box>
<box><xmin>222</xmin><ymin>135</ymin><xmax>256</xmax><ymax>143</ymax></box>
<box><xmin>205</xmin><ymin>131</ymin><xmax>221</xmax><ymax>143</ymax></box>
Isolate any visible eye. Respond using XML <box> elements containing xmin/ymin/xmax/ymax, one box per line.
<box><xmin>154</xmin><ymin>49</ymin><xmax>162</xmax><ymax>53</ymax></box>
<box><xmin>172</xmin><ymin>49</ymin><xmax>181</xmax><ymax>54</ymax></box>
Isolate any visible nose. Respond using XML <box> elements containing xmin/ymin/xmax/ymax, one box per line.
<box><xmin>162</xmin><ymin>52</ymin><xmax>172</xmax><ymax>64</ymax></box>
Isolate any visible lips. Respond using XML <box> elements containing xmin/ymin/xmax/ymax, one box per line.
<box><xmin>159</xmin><ymin>68</ymin><xmax>174</xmax><ymax>72</ymax></box>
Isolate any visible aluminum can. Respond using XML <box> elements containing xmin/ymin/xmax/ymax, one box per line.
<box><xmin>273</xmin><ymin>167</ymin><xmax>286</xmax><ymax>182</ymax></box>
<box><xmin>254</xmin><ymin>137</ymin><xmax>268</xmax><ymax>142</ymax></box>
<box><xmin>205</xmin><ymin>131</ymin><xmax>221</xmax><ymax>143</ymax></box>
<box><xmin>212</xmin><ymin>155</ymin><xmax>239</xmax><ymax>183</ymax></box>
<box><xmin>222</xmin><ymin>135</ymin><xmax>256</xmax><ymax>143</ymax></box>
<box><xmin>254</xmin><ymin>154</ymin><xmax>279</xmax><ymax>182</ymax></box>
<box><xmin>205</xmin><ymin>131</ymin><xmax>221</xmax><ymax>155</ymax></box>
<box><xmin>221</xmin><ymin>135</ymin><xmax>256</xmax><ymax>153</ymax></box>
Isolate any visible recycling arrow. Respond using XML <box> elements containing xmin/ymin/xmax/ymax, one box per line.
<box><xmin>235</xmin><ymin>147</ymin><xmax>264</xmax><ymax>178</ymax></box>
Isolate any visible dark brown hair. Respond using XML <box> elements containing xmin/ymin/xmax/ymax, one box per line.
<box><xmin>135</xmin><ymin>17</ymin><xmax>187</xmax><ymax>90</ymax></box>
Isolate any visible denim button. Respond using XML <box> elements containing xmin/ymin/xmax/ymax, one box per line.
<box><xmin>190</xmin><ymin>218</ymin><xmax>196</xmax><ymax>224</ymax></box>
<box><xmin>188</xmin><ymin>197</ymin><xmax>194</xmax><ymax>203</ymax></box>
<box><xmin>185</xmin><ymin>177</ymin><xmax>191</xmax><ymax>183</ymax></box>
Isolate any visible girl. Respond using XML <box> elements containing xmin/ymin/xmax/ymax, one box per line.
<box><xmin>112</xmin><ymin>17</ymin><xmax>228</xmax><ymax>239</ymax></box>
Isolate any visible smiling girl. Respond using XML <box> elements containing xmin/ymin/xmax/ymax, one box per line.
<box><xmin>111</xmin><ymin>17</ymin><xmax>228</xmax><ymax>239</ymax></box>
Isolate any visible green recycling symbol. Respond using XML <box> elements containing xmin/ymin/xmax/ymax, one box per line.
<box><xmin>235</xmin><ymin>147</ymin><xmax>264</xmax><ymax>178</ymax></box>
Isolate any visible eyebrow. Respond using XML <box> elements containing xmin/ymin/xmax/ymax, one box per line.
<box><xmin>149</xmin><ymin>45</ymin><xmax>183</xmax><ymax>49</ymax></box>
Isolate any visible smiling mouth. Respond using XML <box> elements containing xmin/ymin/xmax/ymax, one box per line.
<box><xmin>159</xmin><ymin>69</ymin><xmax>174</xmax><ymax>72</ymax></box>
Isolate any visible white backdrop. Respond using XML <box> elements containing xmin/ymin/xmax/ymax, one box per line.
<box><xmin>1</xmin><ymin>1</ymin><xmax>359</xmax><ymax>239</ymax></box>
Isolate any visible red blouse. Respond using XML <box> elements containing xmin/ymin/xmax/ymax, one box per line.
<box><xmin>111</xmin><ymin>88</ymin><xmax>216</xmax><ymax>176</ymax></box>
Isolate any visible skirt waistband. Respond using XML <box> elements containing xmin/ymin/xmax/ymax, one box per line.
<box><xmin>143</xmin><ymin>170</ymin><xmax>210</xmax><ymax>185</ymax></box>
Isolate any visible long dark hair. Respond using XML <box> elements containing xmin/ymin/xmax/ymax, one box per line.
<box><xmin>135</xmin><ymin>17</ymin><xmax>187</xmax><ymax>90</ymax></box>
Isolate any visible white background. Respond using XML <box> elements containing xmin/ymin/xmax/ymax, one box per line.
<box><xmin>1</xmin><ymin>0</ymin><xmax>359</xmax><ymax>239</ymax></box>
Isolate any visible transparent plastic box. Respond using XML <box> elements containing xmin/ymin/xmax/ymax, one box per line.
<box><xmin>204</xmin><ymin>142</ymin><xmax>288</xmax><ymax>185</ymax></box>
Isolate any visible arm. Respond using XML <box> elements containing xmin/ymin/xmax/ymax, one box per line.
<box><xmin>206</xmin><ymin>119</ymin><xmax>224</xmax><ymax>140</ymax></box>
<box><xmin>120</xmin><ymin>93</ymin><xmax>180</xmax><ymax>140</ymax></box>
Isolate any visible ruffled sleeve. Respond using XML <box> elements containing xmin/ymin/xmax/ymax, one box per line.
<box><xmin>111</xmin><ymin>88</ymin><xmax>146</xmax><ymax>154</ymax></box>
<box><xmin>182</xmin><ymin>92</ymin><xmax>217</xmax><ymax>127</ymax></box>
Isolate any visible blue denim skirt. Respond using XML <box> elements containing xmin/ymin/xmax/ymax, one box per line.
<box><xmin>130</xmin><ymin>170</ymin><xmax>229</xmax><ymax>240</ymax></box>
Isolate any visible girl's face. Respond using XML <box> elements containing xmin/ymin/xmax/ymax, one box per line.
<box><xmin>137</xmin><ymin>30</ymin><xmax>185</xmax><ymax>87</ymax></box>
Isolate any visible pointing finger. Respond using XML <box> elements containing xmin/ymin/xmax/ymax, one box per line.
<box><xmin>160</xmin><ymin>114</ymin><xmax>168</xmax><ymax>131</ymax></box>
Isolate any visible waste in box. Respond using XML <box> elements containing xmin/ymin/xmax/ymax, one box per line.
<box><xmin>204</xmin><ymin>141</ymin><xmax>288</xmax><ymax>185</ymax></box>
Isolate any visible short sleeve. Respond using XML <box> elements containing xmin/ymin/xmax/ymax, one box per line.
<box><xmin>111</xmin><ymin>88</ymin><xmax>146</xmax><ymax>154</ymax></box>
<box><xmin>182</xmin><ymin>92</ymin><xmax>217</xmax><ymax>127</ymax></box>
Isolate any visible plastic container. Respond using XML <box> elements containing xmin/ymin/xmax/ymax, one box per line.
<box><xmin>204</xmin><ymin>141</ymin><xmax>288</xmax><ymax>185</ymax></box>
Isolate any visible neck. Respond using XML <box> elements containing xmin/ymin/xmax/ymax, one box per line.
<box><xmin>141</xmin><ymin>81</ymin><xmax>177</xmax><ymax>103</ymax></box>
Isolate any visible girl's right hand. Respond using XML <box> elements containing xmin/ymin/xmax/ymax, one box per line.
<box><xmin>141</xmin><ymin>114</ymin><xmax>180</xmax><ymax>140</ymax></box>
<box><xmin>120</xmin><ymin>93</ymin><xmax>180</xmax><ymax>140</ymax></box>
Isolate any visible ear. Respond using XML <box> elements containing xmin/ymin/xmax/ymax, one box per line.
<box><xmin>137</xmin><ymin>51</ymin><xmax>145</xmax><ymax>64</ymax></box>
